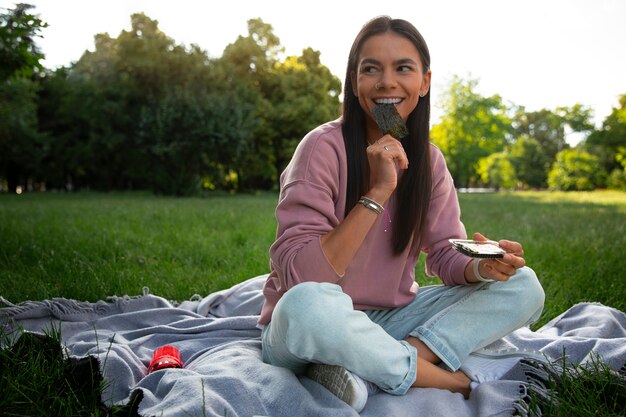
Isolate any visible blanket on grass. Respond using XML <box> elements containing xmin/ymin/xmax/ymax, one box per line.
<box><xmin>1</xmin><ymin>274</ymin><xmax>625</xmax><ymax>417</ymax></box>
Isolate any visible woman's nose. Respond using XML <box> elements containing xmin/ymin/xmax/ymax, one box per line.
<box><xmin>378</xmin><ymin>71</ymin><xmax>398</xmax><ymax>89</ymax></box>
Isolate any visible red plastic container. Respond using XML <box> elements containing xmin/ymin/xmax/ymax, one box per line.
<box><xmin>147</xmin><ymin>345</ymin><xmax>183</xmax><ymax>374</ymax></box>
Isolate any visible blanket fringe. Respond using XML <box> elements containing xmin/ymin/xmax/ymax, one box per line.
<box><xmin>512</xmin><ymin>357</ymin><xmax>626</xmax><ymax>417</ymax></box>
<box><xmin>0</xmin><ymin>291</ymin><xmax>159</xmax><ymax>324</ymax></box>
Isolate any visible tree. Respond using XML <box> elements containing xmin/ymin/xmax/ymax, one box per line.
<box><xmin>584</xmin><ymin>94</ymin><xmax>626</xmax><ymax>178</ymax></box>
<box><xmin>265</xmin><ymin>48</ymin><xmax>341</xmax><ymax>183</ymax></box>
<box><xmin>35</xmin><ymin>13</ymin><xmax>339</xmax><ymax>193</ymax></box>
<box><xmin>137</xmin><ymin>86</ymin><xmax>256</xmax><ymax>194</ymax></box>
<box><xmin>606</xmin><ymin>155</ymin><xmax>626</xmax><ymax>191</ymax></box>
<box><xmin>547</xmin><ymin>149</ymin><xmax>604</xmax><ymax>191</ymax></box>
<box><xmin>36</xmin><ymin>67</ymin><xmax>79</xmax><ymax>190</ymax></box>
<box><xmin>510</xmin><ymin>104</ymin><xmax>595</xmax><ymax>190</ymax></box>
<box><xmin>0</xmin><ymin>3</ymin><xmax>47</xmax><ymax>192</ymax></box>
<box><xmin>509</xmin><ymin>135</ymin><xmax>551</xmax><ymax>188</ymax></box>
<box><xmin>220</xmin><ymin>19</ymin><xmax>341</xmax><ymax>190</ymax></box>
<box><xmin>513</xmin><ymin>108</ymin><xmax>567</xmax><ymax>162</ymax></box>
<box><xmin>0</xmin><ymin>3</ymin><xmax>46</xmax><ymax>81</ymax></box>
<box><xmin>476</xmin><ymin>152</ymin><xmax>518</xmax><ymax>190</ymax></box>
<box><xmin>219</xmin><ymin>18</ymin><xmax>283</xmax><ymax>190</ymax></box>
<box><xmin>430</xmin><ymin>76</ymin><xmax>513</xmax><ymax>187</ymax></box>
<box><xmin>40</xmin><ymin>13</ymin><xmax>255</xmax><ymax>194</ymax></box>
<box><xmin>0</xmin><ymin>77</ymin><xmax>42</xmax><ymax>191</ymax></box>
<box><xmin>71</xmin><ymin>13</ymin><xmax>213</xmax><ymax>191</ymax></box>
<box><xmin>513</xmin><ymin>105</ymin><xmax>594</xmax><ymax>162</ymax></box>
<box><xmin>556</xmin><ymin>104</ymin><xmax>595</xmax><ymax>134</ymax></box>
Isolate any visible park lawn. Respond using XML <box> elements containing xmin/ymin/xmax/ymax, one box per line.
<box><xmin>1</xmin><ymin>190</ymin><xmax>625</xmax><ymax>416</ymax></box>
<box><xmin>0</xmin><ymin>191</ymin><xmax>277</xmax><ymax>304</ymax></box>
<box><xmin>1</xmin><ymin>190</ymin><xmax>625</xmax><ymax>328</ymax></box>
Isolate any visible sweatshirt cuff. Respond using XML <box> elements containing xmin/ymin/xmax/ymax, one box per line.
<box><xmin>450</xmin><ymin>253</ymin><xmax>474</xmax><ymax>285</ymax></box>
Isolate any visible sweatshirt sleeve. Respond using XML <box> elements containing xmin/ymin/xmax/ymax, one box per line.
<box><xmin>268</xmin><ymin>127</ymin><xmax>345</xmax><ymax>292</ymax></box>
<box><xmin>421</xmin><ymin>145</ymin><xmax>473</xmax><ymax>286</ymax></box>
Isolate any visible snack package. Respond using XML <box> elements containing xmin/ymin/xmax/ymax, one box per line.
<box><xmin>147</xmin><ymin>345</ymin><xmax>183</xmax><ymax>374</ymax></box>
<box><xmin>449</xmin><ymin>239</ymin><xmax>506</xmax><ymax>258</ymax></box>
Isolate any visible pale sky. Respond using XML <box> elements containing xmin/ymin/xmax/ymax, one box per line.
<box><xmin>2</xmin><ymin>0</ymin><xmax>625</xmax><ymax>135</ymax></box>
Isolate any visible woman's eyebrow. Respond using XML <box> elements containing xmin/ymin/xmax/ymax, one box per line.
<box><xmin>359</xmin><ymin>58</ymin><xmax>381</xmax><ymax>66</ymax></box>
<box><xmin>359</xmin><ymin>57</ymin><xmax>418</xmax><ymax>66</ymax></box>
<box><xmin>395</xmin><ymin>58</ymin><xmax>418</xmax><ymax>66</ymax></box>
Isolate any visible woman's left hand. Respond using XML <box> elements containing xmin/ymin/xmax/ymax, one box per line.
<box><xmin>471</xmin><ymin>232</ymin><xmax>526</xmax><ymax>282</ymax></box>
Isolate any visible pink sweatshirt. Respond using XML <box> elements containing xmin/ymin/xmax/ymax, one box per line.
<box><xmin>258</xmin><ymin>118</ymin><xmax>472</xmax><ymax>325</ymax></box>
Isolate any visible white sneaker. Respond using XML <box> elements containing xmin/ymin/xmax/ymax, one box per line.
<box><xmin>306</xmin><ymin>364</ymin><xmax>377</xmax><ymax>412</ymax></box>
<box><xmin>460</xmin><ymin>353</ymin><xmax>522</xmax><ymax>387</ymax></box>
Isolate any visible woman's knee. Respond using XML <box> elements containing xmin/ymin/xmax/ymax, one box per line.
<box><xmin>269</xmin><ymin>282</ymin><xmax>355</xmax><ymax>361</ymax></box>
<box><xmin>272</xmin><ymin>281</ymin><xmax>351</xmax><ymax>332</ymax></box>
<box><xmin>507</xmin><ymin>266</ymin><xmax>545</xmax><ymax>323</ymax></box>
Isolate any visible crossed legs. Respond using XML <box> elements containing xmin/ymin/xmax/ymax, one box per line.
<box><xmin>262</xmin><ymin>267</ymin><xmax>544</xmax><ymax>397</ymax></box>
<box><xmin>406</xmin><ymin>336</ymin><xmax>471</xmax><ymax>398</ymax></box>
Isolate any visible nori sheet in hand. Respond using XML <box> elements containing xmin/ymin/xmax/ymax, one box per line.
<box><xmin>371</xmin><ymin>104</ymin><xmax>409</xmax><ymax>139</ymax></box>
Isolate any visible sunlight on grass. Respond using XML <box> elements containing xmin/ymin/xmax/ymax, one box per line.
<box><xmin>0</xmin><ymin>192</ymin><xmax>278</xmax><ymax>302</ymax></box>
<box><xmin>1</xmin><ymin>190</ymin><xmax>625</xmax><ymax>416</ymax></box>
<box><xmin>510</xmin><ymin>190</ymin><xmax>626</xmax><ymax>209</ymax></box>
<box><xmin>1</xmin><ymin>190</ymin><xmax>625</xmax><ymax>329</ymax></box>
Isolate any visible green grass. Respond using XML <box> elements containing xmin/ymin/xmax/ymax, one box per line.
<box><xmin>521</xmin><ymin>354</ymin><xmax>626</xmax><ymax>417</ymax></box>
<box><xmin>0</xmin><ymin>191</ymin><xmax>277</xmax><ymax>304</ymax></box>
<box><xmin>1</xmin><ymin>190</ymin><xmax>626</xmax><ymax>416</ymax></box>
<box><xmin>454</xmin><ymin>190</ymin><xmax>626</xmax><ymax>327</ymax></box>
<box><xmin>0</xmin><ymin>328</ymin><xmax>140</xmax><ymax>416</ymax></box>
<box><xmin>1</xmin><ymin>190</ymin><xmax>625</xmax><ymax>325</ymax></box>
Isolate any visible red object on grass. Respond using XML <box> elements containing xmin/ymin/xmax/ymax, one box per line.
<box><xmin>147</xmin><ymin>345</ymin><xmax>183</xmax><ymax>374</ymax></box>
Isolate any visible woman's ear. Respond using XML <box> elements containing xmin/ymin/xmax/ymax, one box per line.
<box><xmin>421</xmin><ymin>70</ymin><xmax>432</xmax><ymax>97</ymax></box>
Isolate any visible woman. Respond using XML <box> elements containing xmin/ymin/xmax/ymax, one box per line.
<box><xmin>258</xmin><ymin>16</ymin><xmax>545</xmax><ymax>412</ymax></box>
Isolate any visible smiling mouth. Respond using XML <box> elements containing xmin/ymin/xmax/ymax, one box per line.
<box><xmin>373</xmin><ymin>98</ymin><xmax>402</xmax><ymax>105</ymax></box>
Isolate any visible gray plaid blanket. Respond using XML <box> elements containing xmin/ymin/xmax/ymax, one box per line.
<box><xmin>2</xmin><ymin>274</ymin><xmax>625</xmax><ymax>417</ymax></box>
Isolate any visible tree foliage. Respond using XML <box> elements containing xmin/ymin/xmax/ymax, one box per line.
<box><xmin>431</xmin><ymin>76</ymin><xmax>513</xmax><ymax>187</ymax></box>
<box><xmin>584</xmin><ymin>94</ymin><xmax>626</xmax><ymax>184</ymax></box>
<box><xmin>263</xmin><ymin>48</ymin><xmax>341</xmax><ymax>185</ymax></box>
<box><xmin>0</xmin><ymin>3</ymin><xmax>46</xmax><ymax>81</ymax></box>
<box><xmin>1</xmin><ymin>4</ymin><xmax>623</xmax><ymax>194</ymax></box>
<box><xmin>0</xmin><ymin>3</ymin><xmax>47</xmax><ymax>192</ymax></box>
<box><xmin>513</xmin><ymin>105</ymin><xmax>594</xmax><ymax>162</ymax></box>
<box><xmin>219</xmin><ymin>19</ymin><xmax>341</xmax><ymax>189</ymax></box>
<box><xmin>513</xmin><ymin>108</ymin><xmax>568</xmax><ymax>161</ymax></box>
<box><xmin>547</xmin><ymin>149</ymin><xmax>604</xmax><ymax>191</ymax></box>
<box><xmin>31</xmin><ymin>13</ymin><xmax>340</xmax><ymax>194</ymax></box>
<box><xmin>476</xmin><ymin>152</ymin><xmax>518</xmax><ymax>190</ymax></box>
<box><xmin>509</xmin><ymin>135</ymin><xmax>551</xmax><ymax>188</ymax></box>
<box><xmin>430</xmin><ymin>75</ymin><xmax>606</xmax><ymax>191</ymax></box>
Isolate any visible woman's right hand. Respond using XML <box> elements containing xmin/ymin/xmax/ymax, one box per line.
<box><xmin>320</xmin><ymin>134</ymin><xmax>408</xmax><ymax>276</ymax></box>
<box><xmin>366</xmin><ymin>134</ymin><xmax>409</xmax><ymax>202</ymax></box>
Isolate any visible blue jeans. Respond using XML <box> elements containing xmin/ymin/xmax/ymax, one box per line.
<box><xmin>261</xmin><ymin>267</ymin><xmax>544</xmax><ymax>396</ymax></box>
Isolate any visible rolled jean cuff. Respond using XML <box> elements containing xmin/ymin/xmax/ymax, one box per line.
<box><xmin>385</xmin><ymin>340</ymin><xmax>417</xmax><ymax>396</ymax></box>
<box><xmin>413</xmin><ymin>327</ymin><xmax>462</xmax><ymax>371</ymax></box>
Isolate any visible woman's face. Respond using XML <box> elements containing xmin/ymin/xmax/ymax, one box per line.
<box><xmin>351</xmin><ymin>32</ymin><xmax>431</xmax><ymax>137</ymax></box>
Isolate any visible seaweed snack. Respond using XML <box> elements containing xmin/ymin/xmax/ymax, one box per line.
<box><xmin>371</xmin><ymin>104</ymin><xmax>409</xmax><ymax>139</ymax></box>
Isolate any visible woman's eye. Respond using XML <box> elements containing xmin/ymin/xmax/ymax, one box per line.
<box><xmin>362</xmin><ymin>65</ymin><xmax>378</xmax><ymax>73</ymax></box>
<box><xmin>398</xmin><ymin>65</ymin><xmax>413</xmax><ymax>72</ymax></box>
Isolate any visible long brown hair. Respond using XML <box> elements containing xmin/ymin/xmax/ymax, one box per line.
<box><xmin>342</xmin><ymin>16</ymin><xmax>432</xmax><ymax>255</ymax></box>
